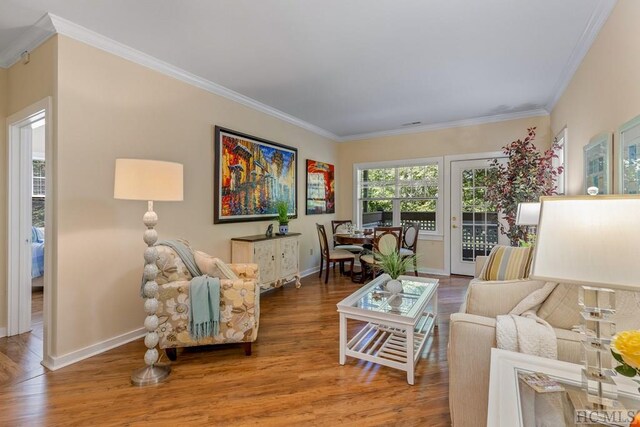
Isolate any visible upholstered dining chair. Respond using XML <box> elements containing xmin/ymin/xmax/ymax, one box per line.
<box><xmin>331</xmin><ymin>220</ymin><xmax>364</xmax><ymax>253</ymax></box>
<box><xmin>359</xmin><ymin>226</ymin><xmax>402</xmax><ymax>283</ymax></box>
<box><xmin>317</xmin><ymin>223</ymin><xmax>355</xmax><ymax>284</ymax></box>
<box><xmin>401</xmin><ymin>222</ymin><xmax>419</xmax><ymax>276</ymax></box>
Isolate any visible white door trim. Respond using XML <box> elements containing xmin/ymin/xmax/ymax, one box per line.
<box><xmin>444</xmin><ymin>151</ymin><xmax>504</xmax><ymax>276</ymax></box>
<box><xmin>6</xmin><ymin>97</ymin><xmax>53</xmax><ymax>363</ymax></box>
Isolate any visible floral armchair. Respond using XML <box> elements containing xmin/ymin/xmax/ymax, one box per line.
<box><xmin>154</xmin><ymin>244</ymin><xmax>260</xmax><ymax>360</ymax></box>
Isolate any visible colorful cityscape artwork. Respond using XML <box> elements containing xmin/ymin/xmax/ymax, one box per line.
<box><xmin>214</xmin><ymin>127</ymin><xmax>297</xmax><ymax>223</ymax></box>
<box><xmin>306</xmin><ymin>159</ymin><xmax>335</xmax><ymax>214</ymax></box>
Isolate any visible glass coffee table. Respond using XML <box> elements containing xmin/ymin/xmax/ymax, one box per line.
<box><xmin>336</xmin><ymin>274</ymin><xmax>439</xmax><ymax>385</ymax></box>
<box><xmin>488</xmin><ymin>348</ymin><xmax>640</xmax><ymax>427</ymax></box>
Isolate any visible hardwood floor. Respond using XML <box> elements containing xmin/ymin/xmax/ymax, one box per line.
<box><xmin>0</xmin><ymin>273</ymin><xmax>469</xmax><ymax>426</ymax></box>
<box><xmin>0</xmin><ymin>288</ymin><xmax>45</xmax><ymax>386</ymax></box>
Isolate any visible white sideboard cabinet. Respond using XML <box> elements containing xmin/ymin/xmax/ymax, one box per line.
<box><xmin>231</xmin><ymin>233</ymin><xmax>301</xmax><ymax>290</ymax></box>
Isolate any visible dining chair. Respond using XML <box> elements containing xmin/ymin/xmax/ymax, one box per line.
<box><xmin>401</xmin><ymin>222</ymin><xmax>419</xmax><ymax>276</ymax></box>
<box><xmin>317</xmin><ymin>223</ymin><xmax>355</xmax><ymax>284</ymax></box>
<box><xmin>359</xmin><ymin>226</ymin><xmax>402</xmax><ymax>283</ymax></box>
<box><xmin>331</xmin><ymin>220</ymin><xmax>364</xmax><ymax>253</ymax></box>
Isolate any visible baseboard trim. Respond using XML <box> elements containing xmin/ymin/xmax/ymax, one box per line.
<box><xmin>41</xmin><ymin>327</ymin><xmax>145</xmax><ymax>371</ymax></box>
<box><xmin>417</xmin><ymin>268</ymin><xmax>449</xmax><ymax>276</ymax></box>
<box><xmin>300</xmin><ymin>266</ymin><xmax>321</xmax><ymax>278</ymax></box>
<box><xmin>0</xmin><ymin>327</ymin><xmax>6</xmax><ymax>338</ymax></box>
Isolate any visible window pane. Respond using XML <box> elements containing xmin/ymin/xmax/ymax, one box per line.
<box><xmin>360</xmin><ymin>184</ymin><xmax>395</xmax><ymax>199</ymax></box>
<box><xmin>361</xmin><ymin>200</ymin><xmax>392</xmax><ymax>228</ymax></box>
<box><xmin>361</xmin><ymin>168</ymin><xmax>394</xmax><ymax>182</ymax></box>
<box><xmin>474</xmin><ymin>169</ymin><xmax>486</xmax><ymax>186</ymax></box>
<box><xmin>400</xmin><ymin>200</ymin><xmax>436</xmax><ymax>231</ymax></box>
<box><xmin>462</xmin><ymin>169</ymin><xmax>473</xmax><ymax>188</ymax></box>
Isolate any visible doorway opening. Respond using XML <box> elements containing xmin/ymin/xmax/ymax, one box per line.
<box><xmin>448</xmin><ymin>156</ymin><xmax>508</xmax><ymax>276</ymax></box>
<box><xmin>6</xmin><ymin>97</ymin><xmax>52</xmax><ymax>369</ymax></box>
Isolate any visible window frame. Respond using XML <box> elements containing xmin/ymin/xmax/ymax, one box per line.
<box><xmin>553</xmin><ymin>127</ymin><xmax>568</xmax><ymax>195</ymax></box>
<box><xmin>32</xmin><ymin>158</ymin><xmax>45</xmax><ymax>198</ymax></box>
<box><xmin>353</xmin><ymin>157</ymin><xmax>444</xmax><ymax>238</ymax></box>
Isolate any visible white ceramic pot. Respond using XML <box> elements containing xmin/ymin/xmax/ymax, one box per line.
<box><xmin>279</xmin><ymin>224</ymin><xmax>289</xmax><ymax>235</ymax></box>
<box><xmin>385</xmin><ymin>279</ymin><xmax>403</xmax><ymax>294</ymax></box>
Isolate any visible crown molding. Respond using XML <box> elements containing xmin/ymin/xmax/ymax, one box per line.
<box><xmin>46</xmin><ymin>14</ymin><xmax>340</xmax><ymax>141</ymax></box>
<box><xmin>338</xmin><ymin>108</ymin><xmax>549</xmax><ymax>142</ymax></box>
<box><xmin>0</xmin><ymin>13</ymin><xmax>56</xmax><ymax>68</ymax></box>
<box><xmin>544</xmin><ymin>0</ymin><xmax>617</xmax><ymax>112</ymax></box>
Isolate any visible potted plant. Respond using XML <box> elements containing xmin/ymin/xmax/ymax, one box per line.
<box><xmin>486</xmin><ymin>127</ymin><xmax>564</xmax><ymax>246</ymax></box>
<box><xmin>274</xmin><ymin>200</ymin><xmax>290</xmax><ymax>235</ymax></box>
<box><xmin>377</xmin><ymin>250</ymin><xmax>416</xmax><ymax>294</ymax></box>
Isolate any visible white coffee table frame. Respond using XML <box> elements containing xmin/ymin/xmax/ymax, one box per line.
<box><xmin>336</xmin><ymin>274</ymin><xmax>439</xmax><ymax>385</ymax></box>
<box><xmin>488</xmin><ymin>348</ymin><xmax>639</xmax><ymax>427</ymax></box>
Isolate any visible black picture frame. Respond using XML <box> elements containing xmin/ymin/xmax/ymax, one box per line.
<box><xmin>214</xmin><ymin>126</ymin><xmax>298</xmax><ymax>224</ymax></box>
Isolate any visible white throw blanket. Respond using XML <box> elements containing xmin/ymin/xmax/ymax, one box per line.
<box><xmin>496</xmin><ymin>283</ymin><xmax>558</xmax><ymax>359</ymax></box>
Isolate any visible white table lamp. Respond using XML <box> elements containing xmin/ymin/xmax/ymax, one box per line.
<box><xmin>531</xmin><ymin>195</ymin><xmax>640</xmax><ymax>410</ymax></box>
<box><xmin>515</xmin><ymin>202</ymin><xmax>540</xmax><ymax>226</ymax></box>
<box><xmin>114</xmin><ymin>158</ymin><xmax>183</xmax><ymax>386</ymax></box>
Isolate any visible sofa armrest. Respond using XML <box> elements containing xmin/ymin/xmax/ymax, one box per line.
<box><xmin>229</xmin><ymin>263</ymin><xmax>259</xmax><ymax>281</ymax></box>
<box><xmin>463</xmin><ymin>278</ymin><xmax>546</xmax><ymax>317</ymax></box>
<box><xmin>448</xmin><ymin>313</ymin><xmax>497</xmax><ymax>427</ymax></box>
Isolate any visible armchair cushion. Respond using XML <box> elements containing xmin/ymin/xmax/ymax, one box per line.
<box><xmin>463</xmin><ymin>277</ymin><xmax>546</xmax><ymax>318</ymax></box>
<box><xmin>155</xmin><ymin>245</ymin><xmax>193</xmax><ymax>285</ymax></box>
<box><xmin>479</xmin><ymin>245</ymin><xmax>533</xmax><ymax>281</ymax></box>
<box><xmin>194</xmin><ymin>250</ymin><xmax>239</xmax><ymax>280</ymax></box>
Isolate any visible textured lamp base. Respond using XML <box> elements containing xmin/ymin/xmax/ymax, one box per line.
<box><xmin>131</xmin><ymin>364</ymin><xmax>171</xmax><ymax>386</ymax></box>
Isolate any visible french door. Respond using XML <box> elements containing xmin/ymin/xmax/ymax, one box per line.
<box><xmin>450</xmin><ymin>159</ymin><xmax>508</xmax><ymax>276</ymax></box>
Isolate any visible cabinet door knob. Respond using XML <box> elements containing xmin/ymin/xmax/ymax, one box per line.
<box><xmin>282</xmin><ymin>253</ymin><xmax>284</xmax><ymax>258</ymax></box>
<box><xmin>272</xmin><ymin>255</ymin><xmax>274</xmax><ymax>261</ymax></box>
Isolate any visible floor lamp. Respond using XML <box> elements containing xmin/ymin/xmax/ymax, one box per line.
<box><xmin>114</xmin><ymin>158</ymin><xmax>184</xmax><ymax>386</ymax></box>
<box><xmin>531</xmin><ymin>195</ymin><xmax>640</xmax><ymax>413</ymax></box>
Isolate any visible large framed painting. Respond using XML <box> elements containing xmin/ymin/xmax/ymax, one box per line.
<box><xmin>616</xmin><ymin>114</ymin><xmax>640</xmax><ymax>194</ymax></box>
<box><xmin>583</xmin><ymin>132</ymin><xmax>612</xmax><ymax>195</ymax></box>
<box><xmin>306</xmin><ymin>159</ymin><xmax>335</xmax><ymax>215</ymax></box>
<box><xmin>214</xmin><ymin>126</ymin><xmax>297</xmax><ymax>224</ymax></box>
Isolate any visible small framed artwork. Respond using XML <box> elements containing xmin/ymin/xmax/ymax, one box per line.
<box><xmin>616</xmin><ymin>115</ymin><xmax>640</xmax><ymax>194</ymax></box>
<box><xmin>305</xmin><ymin>159</ymin><xmax>335</xmax><ymax>215</ymax></box>
<box><xmin>214</xmin><ymin>126</ymin><xmax>297</xmax><ymax>224</ymax></box>
<box><xmin>583</xmin><ymin>132</ymin><xmax>612</xmax><ymax>195</ymax></box>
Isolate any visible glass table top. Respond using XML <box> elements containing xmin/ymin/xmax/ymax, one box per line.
<box><xmin>351</xmin><ymin>279</ymin><xmax>436</xmax><ymax>316</ymax></box>
<box><xmin>516</xmin><ymin>368</ymin><xmax>640</xmax><ymax>427</ymax></box>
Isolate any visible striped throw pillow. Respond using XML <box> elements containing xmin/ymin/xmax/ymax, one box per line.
<box><xmin>479</xmin><ymin>245</ymin><xmax>533</xmax><ymax>281</ymax></box>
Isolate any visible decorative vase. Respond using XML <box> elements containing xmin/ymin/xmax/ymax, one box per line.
<box><xmin>279</xmin><ymin>224</ymin><xmax>289</xmax><ymax>235</ymax></box>
<box><xmin>385</xmin><ymin>279</ymin><xmax>403</xmax><ymax>294</ymax></box>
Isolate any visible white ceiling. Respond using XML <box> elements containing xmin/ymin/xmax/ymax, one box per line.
<box><xmin>0</xmin><ymin>0</ymin><xmax>616</xmax><ymax>140</ymax></box>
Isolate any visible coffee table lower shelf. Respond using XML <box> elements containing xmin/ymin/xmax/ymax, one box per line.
<box><xmin>343</xmin><ymin>313</ymin><xmax>436</xmax><ymax>384</ymax></box>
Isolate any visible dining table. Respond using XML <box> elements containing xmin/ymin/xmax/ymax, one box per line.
<box><xmin>333</xmin><ymin>232</ymin><xmax>373</xmax><ymax>246</ymax></box>
<box><xmin>333</xmin><ymin>232</ymin><xmax>374</xmax><ymax>282</ymax></box>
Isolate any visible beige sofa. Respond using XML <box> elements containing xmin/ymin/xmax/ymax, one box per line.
<box><xmin>448</xmin><ymin>256</ymin><xmax>640</xmax><ymax>426</ymax></box>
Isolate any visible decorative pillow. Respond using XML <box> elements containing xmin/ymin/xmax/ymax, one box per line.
<box><xmin>536</xmin><ymin>283</ymin><xmax>581</xmax><ymax>329</ymax></box>
<box><xmin>479</xmin><ymin>245</ymin><xmax>533</xmax><ymax>281</ymax></box>
<box><xmin>194</xmin><ymin>251</ymin><xmax>239</xmax><ymax>280</ymax></box>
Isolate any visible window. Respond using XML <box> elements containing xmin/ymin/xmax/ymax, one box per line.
<box><xmin>553</xmin><ymin>127</ymin><xmax>567</xmax><ymax>194</ymax></box>
<box><xmin>355</xmin><ymin>158</ymin><xmax>443</xmax><ymax>236</ymax></box>
<box><xmin>32</xmin><ymin>159</ymin><xmax>45</xmax><ymax>197</ymax></box>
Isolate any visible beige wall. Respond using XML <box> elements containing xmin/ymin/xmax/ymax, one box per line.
<box><xmin>55</xmin><ymin>35</ymin><xmax>338</xmax><ymax>356</ymax></box>
<box><xmin>337</xmin><ymin>115</ymin><xmax>551</xmax><ymax>271</ymax></box>
<box><xmin>551</xmin><ymin>0</ymin><xmax>640</xmax><ymax>194</ymax></box>
<box><xmin>1</xmin><ymin>37</ymin><xmax>57</xmax><ymax>332</ymax></box>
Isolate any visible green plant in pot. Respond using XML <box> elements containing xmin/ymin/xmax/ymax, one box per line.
<box><xmin>275</xmin><ymin>200</ymin><xmax>290</xmax><ymax>235</ymax></box>
<box><xmin>376</xmin><ymin>250</ymin><xmax>417</xmax><ymax>294</ymax></box>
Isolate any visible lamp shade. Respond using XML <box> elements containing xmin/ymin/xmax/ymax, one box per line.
<box><xmin>114</xmin><ymin>158</ymin><xmax>183</xmax><ymax>201</ymax></box>
<box><xmin>530</xmin><ymin>195</ymin><xmax>640</xmax><ymax>291</ymax></box>
<box><xmin>515</xmin><ymin>202</ymin><xmax>540</xmax><ymax>226</ymax></box>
